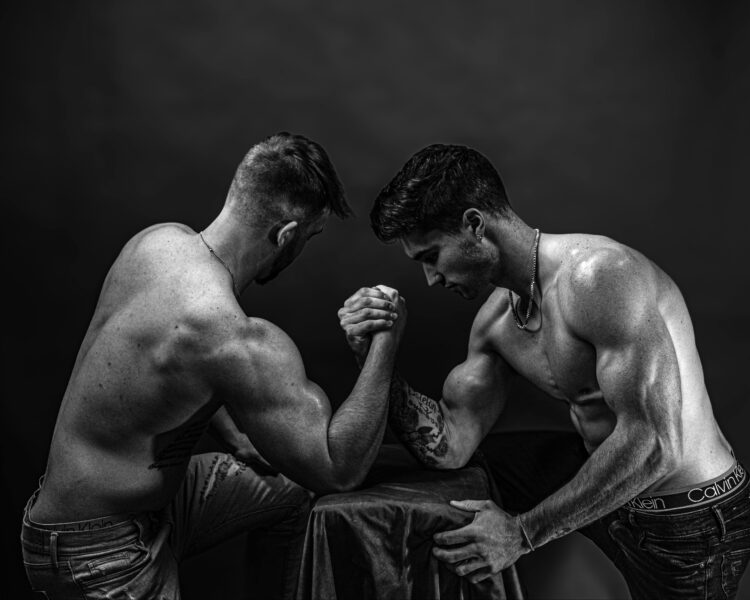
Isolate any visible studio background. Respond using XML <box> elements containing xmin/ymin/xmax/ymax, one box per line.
<box><xmin>3</xmin><ymin>1</ymin><xmax>749</xmax><ymax>598</ymax></box>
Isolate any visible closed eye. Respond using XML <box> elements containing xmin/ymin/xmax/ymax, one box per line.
<box><xmin>409</xmin><ymin>246</ymin><xmax>438</xmax><ymax>264</ymax></box>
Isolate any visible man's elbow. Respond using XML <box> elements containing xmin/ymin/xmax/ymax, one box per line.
<box><xmin>427</xmin><ymin>445</ymin><xmax>473</xmax><ymax>470</ymax></box>
<box><xmin>310</xmin><ymin>470</ymin><xmax>365</xmax><ymax>495</ymax></box>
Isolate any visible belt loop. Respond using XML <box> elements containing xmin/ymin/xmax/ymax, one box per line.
<box><xmin>134</xmin><ymin>514</ymin><xmax>147</xmax><ymax>542</ymax></box>
<box><xmin>712</xmin><ymin>506</ymin><xmax>726</xmax><ymax>541</ymax></box>
<box><xmin>49</xmin><ymin>532</ymin><xmax>59</xmax><ymax>569</ymax></box>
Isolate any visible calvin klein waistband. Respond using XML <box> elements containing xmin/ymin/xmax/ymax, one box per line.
<box><xmin>625</xmin><ymin>462</ymin><xmax>747</xmax><ymax>513</ymax></box>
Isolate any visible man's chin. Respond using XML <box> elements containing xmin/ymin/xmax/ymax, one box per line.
<box><xmin>448</xmin><ymin>286</ymin><xmax>475</xmax><ymax>300</ymax></box>
<box><xmin>255</xmin><ymin>273</ymin><xmax>277</xmax><ymax>285</ymax></box>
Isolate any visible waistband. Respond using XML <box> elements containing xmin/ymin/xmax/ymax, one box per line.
<box><xmin>21</xmin><ymin>481</ymin><xmax>156</xmax><ymax>556</ymax></box>
<box><xmin>625</xmin><ymin>461</ymin><xmax>747</xmax><ymax>514</ymax></box>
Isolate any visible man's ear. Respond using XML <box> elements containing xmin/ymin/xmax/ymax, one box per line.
<box><xmin>273</xmin><ymin>221</ymin><xmax>298</xmax><ymax>247</ymax></box>
<box><xmin>462</xmin><ymin>209</ymin><xmax>485</xmax><ymax>241</ymax></box>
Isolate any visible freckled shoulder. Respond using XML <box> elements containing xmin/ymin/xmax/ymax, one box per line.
<box><xmin>121</xmin><ymin>222</ymin><xmax>195</xmax><ymax>254</ymax></box>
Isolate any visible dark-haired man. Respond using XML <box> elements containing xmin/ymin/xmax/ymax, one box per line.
<box><xmin>338</xmin><ymin>144</ymin><xmax>749</xmax><ymax>599</ymax></box>
<box><xmin>21</xmin><ymin>132</ymin><xmax>406</xmax><ymax>600</ymax></box>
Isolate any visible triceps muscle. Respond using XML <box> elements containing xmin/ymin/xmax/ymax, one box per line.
<box><xmin>389</xmin><ymin>375</ymin><xmax>449</xmax><ymax>467</ymax></box>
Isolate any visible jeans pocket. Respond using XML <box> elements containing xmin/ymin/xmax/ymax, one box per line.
<box><xmin>721</xmin><ymin>547</ymin><xmax>750</xmax><ymax>599</ymax></box>
<box><xmin>640</xmin><ymin>532</ymin><xmax>708</xmax><ymax>575</ymax></box>
<box><xmin>24</xmin><ymin>560</ymin><xmax>86</xmax><ymax>599</ymax></box>
<box><xmin>71</xmin><ymin>542</ymin><xmax>151</xmax><ymax>590</ymax></box>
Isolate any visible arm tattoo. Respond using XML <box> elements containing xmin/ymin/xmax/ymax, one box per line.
<box><xmin>389</xmin><ymin>375</ymin><xmax>449</xmax><ymax>467</ymax></box>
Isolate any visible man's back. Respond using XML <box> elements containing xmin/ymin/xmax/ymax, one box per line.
<box><xmin>32</xmin><ymin>223</ymin><xmax>232</xmax><ymax>522</ymax></box>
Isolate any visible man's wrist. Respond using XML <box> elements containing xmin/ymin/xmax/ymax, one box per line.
<box><xmin>371</xmin><ymin>330</ymin><xmax>398</xmax><ymax>352</ymax></box>
<box><xmin>516</xmin><ymin>514</ymin><xmax>536</xmax><ymax>554</ymax></box>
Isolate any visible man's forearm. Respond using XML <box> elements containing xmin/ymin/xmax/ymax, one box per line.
<box><xmin>325</xmin><ymin>334</ymin><xmax>398</xmax><ymax>488</ymax></box>
<box><xmin>521</xmin><ymin>426</ymin><xmax>674</xmax><ymax>549</ymax></box>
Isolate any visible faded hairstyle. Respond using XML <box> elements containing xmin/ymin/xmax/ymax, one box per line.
<box><xmin>228</xmin><ymin>132</ymin><xmax>351</xmax><ymax>224</ymax></box>
<box><xmin>371</xmin><ymin>144</ymin><xmax>511</xmax><ymax>242</ymax></box>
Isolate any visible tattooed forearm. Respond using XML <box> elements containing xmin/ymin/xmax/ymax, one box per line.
<box><xmin>389</xmin><ymin>375</ymin><xmax>449</xmax><ymax>467</ymax></box>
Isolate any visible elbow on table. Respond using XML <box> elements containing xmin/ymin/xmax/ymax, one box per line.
<box><xmin>430</xmin><ymin>445</ymin><xmax>474</xmax><ymax>470</ymax></box>
<box><xmin>310</xmin><ymin>469</ymin><xmax>366</xmax><ymax>495</ymax></box>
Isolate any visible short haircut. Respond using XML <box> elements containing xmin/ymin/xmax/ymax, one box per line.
<box><xmin>229</xmin><ymin>132</ymin><xmax>351</xmax><ymax>222</ymax></box>
<box><xmin>371</xmin><ymin>144</ymin><xmax>511</xmax><ymax>242</ymax></box>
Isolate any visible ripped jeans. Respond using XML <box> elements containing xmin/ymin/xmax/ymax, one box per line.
<box><xmin>21</xmin><ymin>453</ymin><xmax>312</xmax><ymax>600</ymax></box>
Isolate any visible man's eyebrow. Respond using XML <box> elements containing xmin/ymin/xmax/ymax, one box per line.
<box><xmin>409</xmin><ymin>247</ymin><xmax>435</xmax><ymax>261</ymax></box>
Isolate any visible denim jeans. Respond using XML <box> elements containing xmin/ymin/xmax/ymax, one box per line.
<box><xmin>21</xmin><ymin>453</ymin><xmax>312</xmax><ymax>600</ymax></box>
<box><xmin>480</xmin><ymin>431</ymin><xmax>750</xmax><ymax>600</ymax></box>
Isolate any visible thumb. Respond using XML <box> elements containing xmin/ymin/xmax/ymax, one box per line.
<box><xmin>450</xmin><ymin>499</ymin><xmax>487</xmax><ymax>512</ymax></box>
<box><xmin>374</xmin><ymin>284</ymin><xmax>399</xmax><ymax>302</ymax></box>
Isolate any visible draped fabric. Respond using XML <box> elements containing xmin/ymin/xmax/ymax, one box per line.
<box><xmin>296</xmin><ymin>444</ymin><xmax>525</xmax><ymax>600</ymax></box>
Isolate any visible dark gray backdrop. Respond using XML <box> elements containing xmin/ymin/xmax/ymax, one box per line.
<box><xmin>3</xmin><ymin>1</ymin><xmax>749</xmax><ymax>598</ymax></box>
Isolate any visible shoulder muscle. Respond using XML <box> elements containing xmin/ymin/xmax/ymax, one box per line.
<box><xmin>560</xmin><ymin>246</ymin><xmax>657</xmax><ymax>345</ymax></box>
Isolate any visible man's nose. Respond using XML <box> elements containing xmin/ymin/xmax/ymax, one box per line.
<box><xmin>423</xmin><ymin>264</ymin><xmax>443</xmax><ymax>287</ymax></box>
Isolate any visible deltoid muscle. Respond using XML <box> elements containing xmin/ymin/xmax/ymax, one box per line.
<box><xmin>389</xmin><ymin>376</ymin><xmax>449</xmax><ymax>466</ymax></box>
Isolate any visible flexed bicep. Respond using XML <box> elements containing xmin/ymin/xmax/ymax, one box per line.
<box><xmin>390</xmin><ymin>344</ymin><xmax>509</xmax><ymax>470</ymax></box>
<box><xmin>216</xmin><ymin>319</ymin><xmax>338</xmax><ymax>490</ymax></box>
<box><xmin>215</xmin><ymin>314</ymin><xmax>399</xmax><ymax>494</ymax></box>
<box><xmin>441</xmin><ymin>348</ymin><xmax>510</xmax><ymax>460</ymax></box>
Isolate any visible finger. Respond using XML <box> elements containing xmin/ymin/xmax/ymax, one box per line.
<box><xmin>340</xmin><ymin>297</ymin><xmax>395</xmax><ymax>315</ymax></box>
<box><xmin>467</xmin><ymin>567</ymin><xmax>495</xmax><ymax>584</ymax></box>
<box><xmin>344</xmin><ymin>287</ymin><xmax>390</xmax><ymax>307</ymax></box>
<box><xmin>248</xmin><ymin>458</ymin><xmax>279</xmax><ymax>477</ymax></box>
<box><xmin>374</xmin><ymin>284</ymin><xmax>399</xmax><ymax>301</ymax></box>
<box><xmin>340</xmin><ymin>308</ymin><xmax>398</xmax><ymax>326</ymax></box>
<box><xmin>450</xmin><ymin>499</ymin><xmax>489</xmax><ymax>512</ymax></box>
<box><xmin>433</xmin><ymin>524</ymin><xmax>477</xmax><ymax>546</ymax></box>
<box><xmin>345</xmin><ymin>320</ymin><xmax>393</xmax><ymax>337</ymax></box>
<box><xmin>453</xmin><ymin>559</ymin><xmax>487</xmax><ymax>578</ymax></box>
<box><xmin>356</xmin><ymin>296</ymin><xmax>396</xmax><ymax>311</ymax></box>
<box><xmin>432</xmin><ymin>543</ymin><xmax>480</xmax><ymax>564</ymax></box>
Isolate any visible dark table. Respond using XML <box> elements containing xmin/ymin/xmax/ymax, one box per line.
<box><xmin>295</xmin><ymin>444</ymin><xmax>525</xmax><ymax>600</ymax></box>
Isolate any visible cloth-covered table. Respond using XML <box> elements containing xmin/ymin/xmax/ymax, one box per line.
<box><xmin>295</xmin><ymin>444</ymin><xmax>525</xmax><ymax>600</ymax></box>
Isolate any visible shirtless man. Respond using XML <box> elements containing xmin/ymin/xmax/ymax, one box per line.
<box><xmin>21</xmin><ymin>132</ymin><xmax>406</xmax><ymax>600</ymax></box>
<box><xmin>338</xmin><ymin>144</ymin><xmax>749</xmax><ymax>599</ymax></box>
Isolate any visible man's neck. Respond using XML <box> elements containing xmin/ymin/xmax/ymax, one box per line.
<box><xmin>490</xmin><ymin>219</ymin><xmax>541</xmax><ymax>298</ymax></box>
<box><xmin>200</xmin><ymin>211</ymin><xmax>271</xmax><ymax>294</ymax></box>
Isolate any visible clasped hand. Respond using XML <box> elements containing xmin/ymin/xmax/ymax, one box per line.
<box><xmin>432</xmin><ymin>499</ymin><xmax>529</xmax><ymax>583</ymax></box>
<box><xmin>338</xmin><ymin>285</ymin><xmax>407</xmax><ymax>360</ymax></box>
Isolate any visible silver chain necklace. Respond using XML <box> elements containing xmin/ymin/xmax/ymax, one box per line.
<box><xmin>508</xmin><ymin>228</ymin><xmax>541</xmax><ymax>331</ymax></box>
<box><xmin>199</xmin><ymin>231</ymin><xmax>239</xmax><ymax>298</ymax></box>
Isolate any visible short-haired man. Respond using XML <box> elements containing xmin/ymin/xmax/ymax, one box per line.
<box><xmin>22</xmin><ymin>132</ymin><xmax>406</xmax><ymax>600</ymax></box>
<box><xmin>338</xmin><ymin>144</ymin><xmax>749</xmax><ymax>599</ymax></box>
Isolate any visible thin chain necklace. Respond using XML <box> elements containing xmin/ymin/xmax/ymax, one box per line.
<box><xmin>508</xmin><ymin>228</ymin><xmax>541</xmax><ymax>331</ymax></box>
<box><xmin>199</xmin><ymin>231</ymin><xmax>239</xmax><ymax>298</ymax></box>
